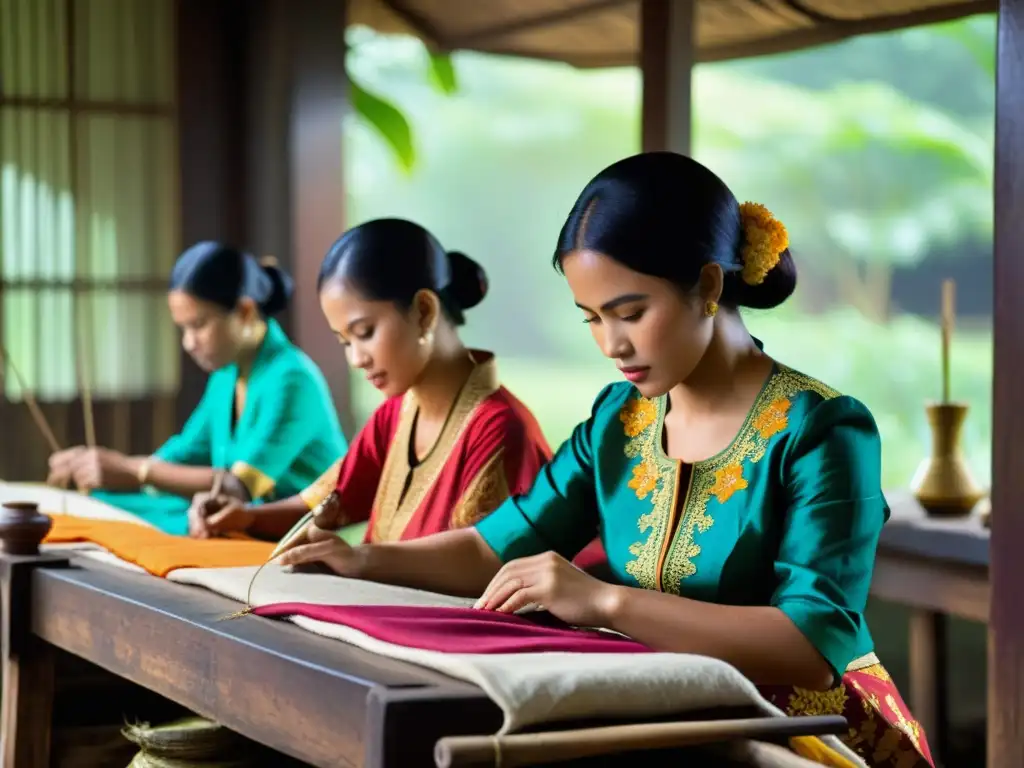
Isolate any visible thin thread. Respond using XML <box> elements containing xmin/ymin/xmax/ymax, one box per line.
<box><xmin>216</xmin><ymin>509</ymin><xmax>315</xmax><ymax>621</ymax></box>
<box><xmin>493</xmin><ymin>735</ymin><xmax>502</xmax><ymax>768</ymax></box>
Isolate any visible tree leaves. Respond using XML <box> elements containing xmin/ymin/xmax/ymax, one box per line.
<box><xmin>428</xmin><ymin>52</ymin><xmax>458</xmax><ymax>95</ymax></box>
<box><xmin>347</xmin><ymin>49</ymin><xmax>458</xmax><ymax>174</ymax></box>
<box><xmin>350</xmin><ymin>78</ymin><xmax>416</xmax><ymax>173</ymax></box>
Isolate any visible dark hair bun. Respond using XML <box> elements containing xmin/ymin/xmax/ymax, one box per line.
<box><xmin>258</xmin><ymin>256</ymin><xmax>294</xmax><ymax>316</ymax></box>
<box><xmin>446</xmin><ymin>251</ymin><xmax>488</xmax><ymax>311</ymax></box>
<box><xmin>733</xmin><ymin>249</ymin><xmax>797</xmax><ymax>310</ymax></box>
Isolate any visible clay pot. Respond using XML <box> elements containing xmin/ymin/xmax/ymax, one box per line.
<box><xmin>0</xmin><ymin>501</ymin><xmax>53</xmax><ymax>555</ymax></box>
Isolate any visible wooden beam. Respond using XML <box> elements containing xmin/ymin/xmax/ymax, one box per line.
<box><xmin>990</xmin><ymin>2</ymin><xmax>1024</xmax><ymax>767</ymax></box>
<box><xmin>639</xmin><ymin>0</ymin><xmax>695</xmax><ymax>154</ymax></box>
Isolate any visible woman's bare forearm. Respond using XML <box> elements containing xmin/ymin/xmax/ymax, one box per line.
<box><xmin>357</xmin><ymin>528</ymin><xmax>503</xmax><ymax>598</ymax></box>
<box><xmin>601</xmin><ymin>586</ymin><xmax>834</xmax><ymax>690</ymax></box>
<box><xmin>142</xmin><ymin>460</ymin><xmax>241</xmax><ymax>499</ymax></box>
<box><xmin>246</xmin><ymin>496</ymin><xmax>310</xmax><ymax>540</ymax></box>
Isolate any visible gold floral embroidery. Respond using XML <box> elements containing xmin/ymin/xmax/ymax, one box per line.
<box><xmin>619</xmin><ymin>397</ymin><xmax>657</xmax><ymax>437</ymax></box>
<box><xmin>628</xmin><ymin>459</ymin><xmax>659</xmax><ymax>499</ymax></box>
<box><xmin>710</xmin><ymin>463</ymin><xmax>748</xmax><ymax>504</ymax></box>
<box><xmin>858</xmin><ymin>663</ymin><xmax>893</xmax><ymax>683</ymax></box>
<box><xmin>845</xmin><ymin>680</ymin><xmax>924</xmax><ymax>767</ymax></box>
<box><xmin>753</xmin><ymin>397</ymin><xmax>791</xmax><ymax>439</ymax></box>
<box><xmin>885</xmin><ymin>693</ymin><xmax>923</xmax><ymax>754</ymax></box>
<box><xmin>623</xmin><ymin>365</ymin><xmax>840</xmax><ymax>593</ymax></box>
<box><xmin>787</xmin><ymin>684</ymin><xmax>849</xmax><ymax>716</ymax></box>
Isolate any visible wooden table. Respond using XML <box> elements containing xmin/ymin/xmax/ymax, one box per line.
<box><xmin>1</xmin><ymin>551</ymin><xmax>848</xmax><ymax>767</ymax></box>
<box><xmin>872</xmin><ymin>491</ymin><xmax>990</xmax><ymax>766</ymax></box>
<box><xmin>1</xmin><ymin>553</ymin><xmax>505</xmax><ymax>768</ymax></box>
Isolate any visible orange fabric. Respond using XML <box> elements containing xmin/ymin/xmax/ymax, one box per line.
<box><xmin>44</xmin><ymin>514</ymin><xmax>274</xmax><ymax>577</ymax></box>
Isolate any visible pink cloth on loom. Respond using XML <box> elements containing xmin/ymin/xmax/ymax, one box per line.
<box><xmin>251</xmin><ymin>603</ymin><xmax>654</xmax><ymax>655</ymax></box>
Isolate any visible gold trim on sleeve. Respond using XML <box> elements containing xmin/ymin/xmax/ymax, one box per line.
<box><xmin>299</xmin><ymin>457</ymin><xmax>343</xmax><ymax>509</ymax></box>
<box><xmin>231</xmin><ymin>461</ymin><xmax>276</xmax><ymax>500</ymax></box>
<box><xmin>449</xmin><ymin>448</ymin><xmax>510</xmax><ymax>529</ymax></box>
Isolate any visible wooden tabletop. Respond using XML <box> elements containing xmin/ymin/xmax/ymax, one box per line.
<box><xmin>882</xmin><ymin>490</ymin><xmax>990</xmax><ymax>569</ymax></box>
<box><xmin>873</xmin><ymin>491</ymin><xmax>990</xmax><ymax>624</ymax></box>
<box><xmin>23</xmin><ymin>557</ymin><xmax>503</xmax><ymax>768</ymax></box>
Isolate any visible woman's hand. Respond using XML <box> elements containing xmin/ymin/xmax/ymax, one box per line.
<box><xmin>473</xmin><ymin>551</ymin><xmax>624</xmax><ymax>628</ymax></box>
<box><xmin>47</xmin><ymin>446</ymin><xmax>86</xmax><ymax>488</ymax></box>
<box><xmin>274</xmin><ymin>524</ymin><xmax>365</xmax><ymax>578</ymax></box>
<box><xmin>67</xmin><ymin>448</ymin><xmax>140</xmax><ymax>492</ymax></box>
<box><xmin>187</xmin><ymin>493</ymin><xmax>254</xmax><ymax>538</ymax></box>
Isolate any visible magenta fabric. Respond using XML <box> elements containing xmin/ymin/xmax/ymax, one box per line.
<box><xmin>251</xmin><ymin>603</ymin><xmax>654</xmax><ymax>655</ymax></box>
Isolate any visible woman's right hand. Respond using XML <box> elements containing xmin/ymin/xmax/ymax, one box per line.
<box><xmin>188</xmin><ymin>493</ymin><xmax>257</xmax><ymax>538</ymax></box>
<box><xmin>274</xmin><ymin>524</ymin><xmax>365</xmax><ymax>577</ymax></box>
<box><xmin>47</xmin><ymin>446</ymin><xmax>86</xmax><ymax>488</ymax></box>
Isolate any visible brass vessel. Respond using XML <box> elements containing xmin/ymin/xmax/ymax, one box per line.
<box><xmin>910</xmin><ymin>402</ymin><xmax>984</xmax><ymax>518</ymax></box>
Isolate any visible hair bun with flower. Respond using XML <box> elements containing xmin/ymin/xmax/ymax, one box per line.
<box><xmin>738</xmin><ymin>202</ymin><xmax>788</xmax><ymax>286</ymax></box>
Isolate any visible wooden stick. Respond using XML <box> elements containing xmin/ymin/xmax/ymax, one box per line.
<box><xmin>0</xmin><ymin>344</ymin><xmax>62</xmax><ymax>454</ymax></box>
<box><xmin>941</xmin><ymin>279</ymin><xmax>955</xmax><ymax>403</ymax></box>
<box><xmin>433</xmin><ymin>714</ymin><xmax>847</xmax><ymax>768</ymax></box>
<box><xmin>211</xmin><ymin>469</ymin><xmax>225</xmax><ymax>497</ymax></box>
<box><xmin>76</xmin><ymin>302</ymin><xmax>97</xmax><ymax>448</ymax></box>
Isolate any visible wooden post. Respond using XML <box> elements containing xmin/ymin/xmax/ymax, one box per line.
<box><xmin>990</xmin><ymin>3</ymin><xmax>1024</xmax><ymax>767</ymax></box>
<box><xmin>0</xmin><ymin>502</ymin><xmax>68</xmax><ymax>767</ymax></box>
<box><xmin>175</xmin><ymin>0</ymin><xmax>353</xmax><ymax>436</ymax></box>
<box><xmin>639</xmin><ymin>0</ymin><xmax>696</xmax><ymax>154</ymax></box>
<box><xmin>246</xmin><ymin>0</ymin><xmax>354</xmax><ymax>438</ymax></box>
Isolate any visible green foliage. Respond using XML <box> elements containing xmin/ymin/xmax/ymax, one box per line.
<box><xmin>348</xmin><ymin>46</ymin><xmax>459</xmax><ymax>174</ymax></box>
<box><xmin>428</xmin><ymin>52</ymin><xmax>458</xmax><ymax>95</ymax></box>
<box><xmin>350</xmin><ymin>79</ymin><xmax>416</xmax><ymax>173</ymax></box>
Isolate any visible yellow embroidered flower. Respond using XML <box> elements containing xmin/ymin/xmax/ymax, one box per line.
<box><xmin>628</xmin><ymin>459</ymin><xmax>659</xmax><ymax>499</ymax></box>
<box><xmin>739</xmin><ymin>202</ymin><xmax>789</xmax><ymax>286</ymax></box>
<box><xmin>752</xmin><ymin>397</ymin><xmax>791</xmax><ymax>439</ymax></box>
<box><xmin>787</xmin><ymin>684</ymin><xmax>848</xmax><ymax>717</ymax></box>
<box><xmin>709</xmin><ymin>463</ymin><xmax>748</xmax><ymax>503</ymax></box>
<box><xmin>619</xmin><ymin>397</ymin><xmax>657</xmax><ymax>437</ymax></box>
<box><xmin>858</xmin><ymin>664</ymin><xmax>892</xmax><ymax>683</ymax></box>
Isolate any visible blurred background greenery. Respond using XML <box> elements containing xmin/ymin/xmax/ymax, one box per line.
<box><xmin>343</xmin><ymin>14</ymin><xmax>995</xmax><ymax>492</ymax></box>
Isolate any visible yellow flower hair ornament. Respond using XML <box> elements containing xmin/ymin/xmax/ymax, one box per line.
<box><xmin>738</xmin><ymin>202</ymin><xmax>788</xmax><ymax>286</ymax></box>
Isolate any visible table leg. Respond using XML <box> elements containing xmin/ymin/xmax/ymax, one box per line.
<box><xmin>908</xmin><ymin>609</ymin><xmax>949</xmax><ymax>766</ymax></box>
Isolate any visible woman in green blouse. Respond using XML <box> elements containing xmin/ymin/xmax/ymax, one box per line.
<box><xmin>274</xmin><ymin>153</ymin><xmax>932</xmax><ymax>768</ymax></box>
<box><xmin>46</xmin><ymin>242</ymin><xmax>347</xmax><ymax>536</ymax></box>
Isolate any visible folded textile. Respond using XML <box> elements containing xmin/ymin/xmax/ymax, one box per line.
<box><xmin>43</xmin><ymin>515</ymin><xmax>274</xmax><ymax>577</ymax></box>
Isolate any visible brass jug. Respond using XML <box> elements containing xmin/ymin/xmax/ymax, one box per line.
<box><xmin>910</xmin><ymin>402</ymin><xmax>984</xmax><ymax>518</ymax></box>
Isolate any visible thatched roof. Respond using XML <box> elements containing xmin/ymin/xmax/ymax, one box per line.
<box><xmin>350</xmin><ymin>0</ymin><xmax>995</xmax><ymax>67</ymax></box>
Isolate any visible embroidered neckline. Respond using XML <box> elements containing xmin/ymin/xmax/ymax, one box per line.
<box><xmin>369</xmin><ymin>353</ymin><xmax>500</xmax><ymax>542</ymax></box>
<box><xmin>623</xmin><ymin>364</ymin><xmax>839</xmax><ymax>594</ymax></box>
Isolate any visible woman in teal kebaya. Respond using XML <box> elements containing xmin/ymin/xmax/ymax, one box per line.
<box><xmin>275</xmin><ymin>153</ymin><xmax>932</xmax><ymax>767</ymax></box>
<box><xmin>46</xmin><ymin>242</ymin><xmax>346</xmax><ymax>536</ymax></box>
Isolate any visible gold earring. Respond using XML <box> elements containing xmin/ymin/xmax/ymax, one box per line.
<box><xmin>704</xmin><ymin>300</ymin><xmax>719</xmax><ymax>318</ymax></box>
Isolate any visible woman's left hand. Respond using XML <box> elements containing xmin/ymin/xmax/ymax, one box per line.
<box><xmin>473</xmin><ymin>551</ymin><xmax>623</xmax><ymax>628</ymax></box>
<box><xmin>69</xmin><ymin>448</ymin><xmax>140</xmax><ymax>492</ymax></box>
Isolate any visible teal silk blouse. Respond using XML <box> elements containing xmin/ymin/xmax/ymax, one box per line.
<box><xmin>476</xmin><ymin>363</ymin><xmax>888</xmax><ymax>678</ymax></box>
<box><xmin>93</xmin><ymin>319</ymin><xmax>347</xmax><ymax>535</ymax></box>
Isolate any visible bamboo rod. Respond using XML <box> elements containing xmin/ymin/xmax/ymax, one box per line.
<box><xmin>0</xmin><ymin>344</ymin><xmax>62</xmax><ymax>453</ymax></box>
<box><xmin>941</xmin><ymin>279</ymin><xmax>955</xmax><ymax>403</ymax></box>
<box><xmin>76</xmin><ymin>301</ymin><xmax>97</xmax><ymax>448</ymax></box>
<box><xmin>433</xmin><ymin>714</ymin><xmax>847</xmax><ymax>768</ymax></box>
